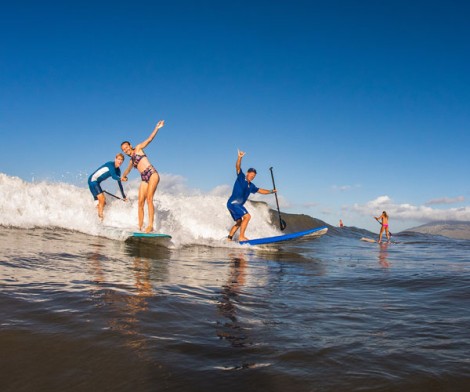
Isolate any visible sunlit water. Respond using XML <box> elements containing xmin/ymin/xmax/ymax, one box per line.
<box><xmin>1</xmin><ymin>173</ymin><xmax>469</xmax><ymax>390</ymax></box>
<box><xmin>1</xmin><ymin>226</ymin><xmax>469</xmax><ymax>392</ymax></box>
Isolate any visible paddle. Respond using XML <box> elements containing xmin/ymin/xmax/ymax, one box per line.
<box><xmin>375</xmin><ymin>217</ymin><xmax>392</xmax><ymax>236</ymax></box>
<box><xmin>103</xmin><ymin>190</ymin><xmax>125</xmax><ymax>201</ymax></box>
<box><xmin>269</xmin><ymin>167</ymin><xmax>287</xmax><ymax>231</ymax></box>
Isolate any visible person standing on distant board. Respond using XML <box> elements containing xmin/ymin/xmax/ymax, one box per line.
<box><xmin>375</xmin><ymin>211</ymin><xmax>391</xmax><ymax>243</ymax></box>
<box><xmin>120</xmin><ymin>120</ymin><xmax>164</xmax><ymax>233</ymax></box>
<box><xmin>339</xmin><ymin>219</ymin><xmax>344</xmax><ymax>227</ymax></box>
<box><xmin>227</xmin><ymin>150</ymin><xmax>276</xmax><ymax>242</ymax></box>
<box><xmin>88</xmin><ymin>153</ymin><xmax>127</xmax><ymax>221</ymax></box>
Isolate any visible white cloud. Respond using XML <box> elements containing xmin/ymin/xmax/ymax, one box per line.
<box><xmin>320</xmin><ymin>208</ymin><xmax>335</xmax><ymax>216</ymax></box>
<box><xmin>251</xmin><ymin>192</ymin><xmax>291</xmax><ymax>209</ymax></box>
<box><xmin>425</xmin><ymin>196</ymin><xmax>465</xmax><ymax>206</ymax></box>
<box><xmin>158</xmin><ymin>173</ymin><xmax>193</xmax><ymax>194</ymax></box>
<box><xmin>350</xmin><ymin>195</ymin><xmax>470</xmax><ymax>222</ymax></box>
<box><xmin>209</xmin><ymin>184</ymin><xmax>231</xmax><ymax>197</ymax></box>
<box><xmin>331</xmin><ymin>184</ymin><xmax>361</xmax><ymax>192</ymax></box>
<box><xmin>303</xmin><ymin>201</ymin><xmax>320</xmax><ymax>208</ymax></box>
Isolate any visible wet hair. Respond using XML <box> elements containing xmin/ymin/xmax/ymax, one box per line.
<box><xmin>247</xmin><ymin>168</ymin><xmax>257</xmax><ymax>174</ymax></box>
<box><xmin>121</xmin><ymin>141</ymin><xmax>131</xmax><ymax>148</ymax></box>
<box><xmin>383</xmin><ymin>211</ymin><xmax>388</xmax><ymax>218</ymax></box>
<box><xmin>116</xmin><ymin>153</ymin><xmax>125</xmax><ymax>160</ymax></box>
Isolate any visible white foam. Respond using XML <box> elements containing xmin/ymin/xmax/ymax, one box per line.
<box><xmin>0</xmin><ymin>173</ymin><xmax>280</xmax><ymax>247</ymax></box>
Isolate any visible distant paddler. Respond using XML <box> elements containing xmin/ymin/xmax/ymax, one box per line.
<box><xmin>375</xmin><ymin>211</ymin><xmax>391</xmax><ymax>243</ymax></box>
<box><xmin>88</xmin><ymin>153</ymin><xmax>127</xmax><ymax>221</ymax></box>
<box><xmin>227</xmin><ymin>149</ymin><xmax>276</xmax><ymax>242</ymax></box>
<box><xmin>120</xmin><ymin>120</ymin><xmax>164</xmax><ymax>233</ymax></box>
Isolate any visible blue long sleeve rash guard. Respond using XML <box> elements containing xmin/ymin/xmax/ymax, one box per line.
<box><xmin>88</xmin><ymin>161</ymin><xmax>126</xmax><ymax>199</ymax></box>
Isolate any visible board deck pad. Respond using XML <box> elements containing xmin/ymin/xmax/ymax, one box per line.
<box><xmin>239</xmin><ymin>226</ymin><xmax>328</xmax><ymax>246</ymax></box>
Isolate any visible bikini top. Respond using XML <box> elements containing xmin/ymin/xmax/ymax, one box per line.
<box><xmin>131</xmin><ymin>152</ymin><xmax>147</xmax><ymax>168</ymax></box>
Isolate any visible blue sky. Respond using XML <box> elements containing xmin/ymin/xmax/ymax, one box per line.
<box><xmin>1</xmin><ymin>0</ymin><xmax>469</xmax><ymax>232</ymax></box>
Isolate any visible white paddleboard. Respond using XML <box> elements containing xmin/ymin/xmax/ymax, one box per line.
<box><xmin>360</xmin><ymin>237</ymin><xmax>377</xmax><ymax>243</ymax></box>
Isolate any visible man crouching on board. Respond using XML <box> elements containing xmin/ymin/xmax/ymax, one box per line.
<box><xmin>227</xmin><ymin>150</ymin><xmax>276</xmax><ymax>242</ymax></box>
<box><xmin>88</xmin><ymin>153</ymin><xmax>127</xmax><ymax>221</ymax></box>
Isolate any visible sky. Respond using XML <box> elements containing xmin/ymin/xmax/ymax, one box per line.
<box><xmin>1</xmin><ymin>0</ymin><xmax>469</xmax><ymax>232</ymax></box>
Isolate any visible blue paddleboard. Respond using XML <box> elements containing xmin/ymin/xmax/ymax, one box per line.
<box><xmin>239</xmin><ymin>226</ymin><xmax>328</xmax><ymax>245</ymax></box>
<box><xmin>131</xmin><ymin>232</ymin><xmax>172</xmax><ymax>239</ymax></box>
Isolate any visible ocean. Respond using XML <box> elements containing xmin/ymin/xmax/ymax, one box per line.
<box><xmin>1</xmin><ymin>173</ymin><xmax>469</xmax><ymax>391</ymax></box>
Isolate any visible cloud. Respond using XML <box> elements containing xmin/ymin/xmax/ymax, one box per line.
<box><xmin>158</xmin><ymin>173</ymin><xmax>193</xmax><ymax>194</ymax></box>
<box><xmin>425</xmin><ymin>196</ymin><xmax>465</xmax><ymax>206</ymax></box>
<box><xmin>209</xmin><ymin>184</ymin><xmax>231</xmax><ymax>197</ymax></box>
<box><xmin>331</xmin><ymin>184</ymin><xmax>361</xmax><ymax>192</ymax></box>
<box><xmin>302</xmin><ymin>201</ymin><xmax>320</xmax><ymax>208</ymax></box>
<box><xmin>320</xmin><ymin>208</ymin><xmax>335</xmax><ymax>216</ymax></box>
<box><xmin>251</xmin><ymin>192</ymin><xmax>291</xmax><ymax>209</ymax></box>
<box><xmin>350</xmin><ymin>195</ymin><xmax>470</xmax><ymax>222</ymax></box>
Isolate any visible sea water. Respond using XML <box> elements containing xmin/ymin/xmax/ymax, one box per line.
<box><xmin>1</xmin><ymin>173</ymin><xmax>469</xmax><ymax>391</ymax></box>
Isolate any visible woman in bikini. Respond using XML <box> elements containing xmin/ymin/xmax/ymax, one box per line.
<box><xmin>375</xmin><ymin>211</ymin><xmax>391</xmax><ymax>243</ymax></box>
<box><xmin>121</xmin><ymin>120</ymin><xmax>165</xmax><ymax>233</ymax></box>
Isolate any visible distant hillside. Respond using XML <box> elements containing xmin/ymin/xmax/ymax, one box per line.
<box><xmin>406</xmin><ymin>221</ymin><xmax>470</xmax><ymax>240</ymax></box>
<box><xmin>249</xmin><ymin>201</ymin><xmax>330</xmax><ymax>233</ymax></box>
<box><xmin>268</xmin><ymin>210</ymin><xmax>330</xmax><ymax>233</ymax></box>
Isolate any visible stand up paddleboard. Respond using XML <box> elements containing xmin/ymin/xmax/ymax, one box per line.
<box><xmin>360</xmin><ymin>237</ymin><xmax>377</xmax><ymax>243</ymax></box>
<box><xmin>239</xmin><ymin>226</ymin><xmax>328</xmax><ymax>246</ymax></box>
<box><xmin>100</xmin><ymin>226</ymin><xmax>172</xmax><ymax>241</ymax></box>
<box><xmin>131</xmin><ymin>232</ymin><xmax>172</xmax><ymax>239</ymax></box>
<box><xmin>361</xmin><ymin>237</ymin><xmax>395</xmax><ymax>244</ymax></box>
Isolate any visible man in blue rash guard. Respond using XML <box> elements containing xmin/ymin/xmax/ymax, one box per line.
<box><xmin>227</xmin><ymin>150</ymin><xmax>276</xmax><ymax>242</ymax></box>
<box><xmin>88</xmin><ymin>153</ymin><xmax>127</xmax><ymax>220</ymax></box>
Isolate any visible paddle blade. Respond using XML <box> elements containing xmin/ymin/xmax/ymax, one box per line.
<box><xmin>280</xmin><ymin>219</ymin><xmax>287</xmax><ymax>231</ymax></box>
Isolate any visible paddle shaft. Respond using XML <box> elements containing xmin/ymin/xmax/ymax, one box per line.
<box><xmin>269</xmin><ymin>167</ymin><xmax>287</xmax><ymax>231</ymax></box>
<box><xmin>103</xmin><ymin>190</ymin><xmax>124</xmax><ymax>201</ymax></box>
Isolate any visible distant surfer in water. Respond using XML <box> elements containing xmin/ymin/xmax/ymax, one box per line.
<box><xmin>88</xmin><ymin>153</ymin><xmax>127</xmax><ymax>221</ymax></box>
<box><xmin>375</xmin><ymin>211</ymin><xmax>391</xmax><ymax>243</ymax></box>
<box><xmin>121</xmin><ymin>120</ymin><xmax>164</xmax><ymax>233</ymax></box>
<box><xmin>227</xmin><ymin>149</ymin><xmax>276</xmax><ymax>242</ymax></box>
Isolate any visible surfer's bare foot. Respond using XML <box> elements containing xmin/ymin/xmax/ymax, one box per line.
<box><xmin>144</xmin><ymin>226</ymin><xmax>154</xmax><ymax>233</ymax></box>
<box><xmin>239</xmin><ymin>236</ymin><xmax>249</xmax><ymax>242</ymax></box>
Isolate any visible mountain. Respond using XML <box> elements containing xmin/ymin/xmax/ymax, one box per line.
<box><xmin>249</xmin><ymin>201</ymin><xmax>331</xmax><ymax>233</ymax></box>
<box><xmin>268</xmin><ymin>209</ymin><xmax>331</xmax><ymax>233</ymax></box>
<box><xmin>406</xmin><ymin>221</ymin><xmax>470</xmax><ymax>240</ymax></box>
